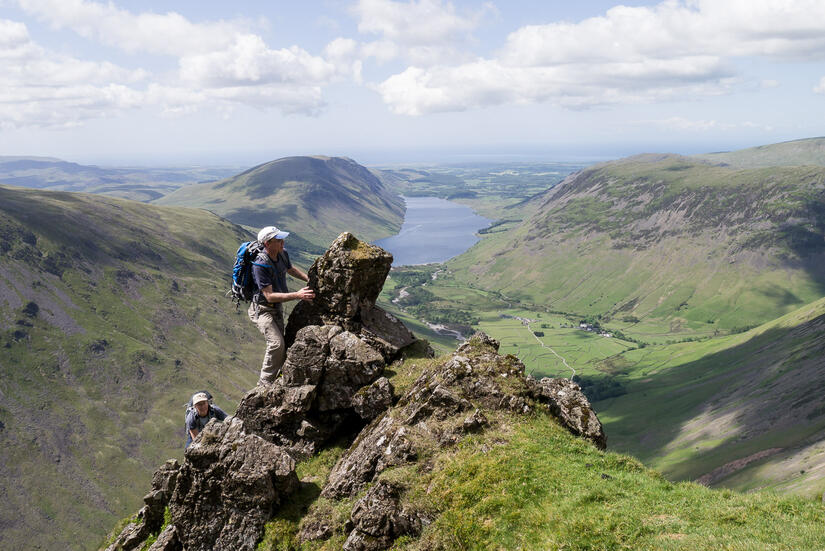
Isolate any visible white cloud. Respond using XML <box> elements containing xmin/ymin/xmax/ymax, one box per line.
<box><xmin>377</xmin><ymin>0</ymin><xmax>825</xmax><ymax>115</ymax></box>
<box><xmin>352</xmin><ymin>0</ymin><xmax>492</xmax><ymax>64</ymax></box>
<box><xmin>0</xmin><ymin>18</ymin><xmax>146</xmax><ymax>129</ymax></box>
<box><xmin>815</xmin><ymin>77</ymin><xmax>825</xmax><ymax>95</ymax></box>
<box><xmin>16</xmin><ymin>0</ymin><xmax>243</xmax><ymax>56</ymax></box>
<box><xmin>7</xmin><ymin>1</ymin><xmax>363</xmax><ymax>127</ymax></box>
<box><xmin>179</xmin><ymin>35</ymin><xmax>337</xmax><ymax>87</ymax></box>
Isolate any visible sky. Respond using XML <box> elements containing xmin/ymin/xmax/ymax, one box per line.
<box><xmin>1</xmin><ymin>0</ymin><xmax>824</xmax><ymax>166</ymax></box>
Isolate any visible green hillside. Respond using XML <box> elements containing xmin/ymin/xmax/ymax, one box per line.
<box><xmin>696</xmin><ymin>137</ymin><xmax>825</xmax><ymax>168</ymax></box>
<box><xmin>597</xmin><ymin>295</ymin><xmax>825</xmax><ymax>498</ymax></box>
<box><xmin>448</xmin><ymin>154</ymin><xmax>825</xmax><ymax>338</ymax></box>
<box><xmin>0</xmin><ymin>185</ymin><xmax>275</xmax><ymax>550</ymax></box>
<box><xmin>257</xmin><ymin>348</ymin><xmax>825</xmax><ymax>551</ymax></box>
<box><xmin>156</xmin><ymin>156</ymin><xmax>405</xmax><ymax>251</ymax></box>
<box><xmin>378</xmin><ymin>262</ymin><xmax>825</xmax><ymax>497</ymax></box>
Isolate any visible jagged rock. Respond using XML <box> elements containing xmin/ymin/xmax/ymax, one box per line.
<box><xmin>342</xmin><ymin>481</ymin><xmax>423</xmax><ymax>551</ymax></box>
<box><xmin>462</xmin><ymin>409</ymin><xmax>489</xmax><ymax>432</ymax></box>
<box><xmin>146</xmin><ymin>525</ymin><xmax>181</xmax><ymax>551</ymax></box>
<box><xmin>236</xmin><ymin>324</ymin><xmax>387</xmax><ymax>457</ymax></box>
<box><xmin>352</xmin><ymin>377</ymin><xmax>395</xmax><ymax>421</ymax></box>
<box><xmin>360</xmin><ymin>305</ymin><xmax>418</xmax><ymax>361</ymax></box>
<box><xmin>322</xmin><ymin>332</ymin><xmax>605</xmax><ymax>508</ymax></box>
<box><xmin>143</xmin><ymin>459</ymin><xmax>180</xmax><ymax>531</ymax></box>
<box><xmin>281</xmin><ymin>324</ymin><xmax>342</xmax><ymax>386</ymax></box>
<box><xmin>104</xmin><ymin>510</ymin><xmax>152</xmax><ymax>551</ymax></box>
<box><xmin>298</xmin><ymin>517</ymin><xmax>334</xmax><ymax>543</ymax></box>
<box><xmin>105</xmin><ymin>459</ymin><xmax>180</xmax><ymax>551</ymax></box>
<box><xmin>456</xmin><ymin>331</ymin><xmax>500</xmax><ymax>353</ymax></box>
<box><xmin>169</xmin><ymin>417</ymin><xmax>298</xmax><ymax>551</ymax></box>
<box><xmin>322</xmin><ymin>415</ymin><xmax>417</xmax><ymax>500</ymax></box>
<box><xmin>529</xmin><ymin>377</ymin><xmax>607</xmax><ymax>450</ymax></box>
<box><xmin>286</xmin><ymin>232</ymin><xmax>393</xmax><ymax>344</ymax></box>
<box><xmin>317</xmin><ymin>330</ymin><xmax>386</xmax><ymax>410</ymax></box>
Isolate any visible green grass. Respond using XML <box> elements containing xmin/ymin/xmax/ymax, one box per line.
<box><xmin>408</xmin><ymin>417</ymin><xmax>825</xmax><ymax>551</ymax></box>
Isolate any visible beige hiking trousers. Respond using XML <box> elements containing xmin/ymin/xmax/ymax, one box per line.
<box><xmin>248</xmin><ymin>302</ymin><xmax>285</xmax><ymax>384</ymax></box>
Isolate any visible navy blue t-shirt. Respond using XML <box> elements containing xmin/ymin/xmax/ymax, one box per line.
<box><xmin>251</xmin><ymin>250</ymin><xmax>292</xmax><ymax>304</ymax></box>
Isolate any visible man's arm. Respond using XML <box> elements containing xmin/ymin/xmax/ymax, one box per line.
<box><xmin>287</xmin><ymin>266</ymin><xmax>309</xmax><ymax>282</ymax></box>
<box><xmin>260</xmin><ymin>284</ymin><xmax>314</xmax><ymax>303</ymax></box>
<box><xmin>186</xmin><ymin>413</ymin><xmax>200</xmax><ymax>442</ymax></box>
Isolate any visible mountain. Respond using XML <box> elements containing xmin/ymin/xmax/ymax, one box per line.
<box><xmin>695</xmin><ymin>136</ymin><xmax>825</xmax><ymax>168</ymax></box>
<box><xmin>448</xmin><ymin>153</ymin><xmax>825</xmax><ymax>337</ymax></box>
<box><xmin>154</xmin><ymin>156</ymin><xmax>405</xmax><ymax>252</ymax></box>
<box><xmin>0</xmin><ymin>185</ymin><xmax>266</xmax><ymax>550</ymax></box>
<box><xmin>0</xmin><ymin>156</ymin><xmax>239</xmax><ymax>202</ymax></box>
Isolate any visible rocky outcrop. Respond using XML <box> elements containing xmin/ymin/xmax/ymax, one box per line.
<box><xmin>105</xmin><ymin>460</ymin><xmax>180</xmax><ymax>551</ymax></box>
<box><xmin>528</xmin><ymin>377</ymin><xmax>607</xmax><ymax>450</ymax></box>
<box><xmin>284</xmin><ymin>232</ymin><xmax>418</xmax><ymax>363</ymax></box>
<box><xmin>343</xmin><ymin>480</ymin><xmax>425</xmax><ymax>551</ymax></box>
<box><xmin>286</xmin><ymin>232</ymin><xmax>392</xmax><ymax>333</ymax></box>
<box><xmin>103</xmin><ymin>234</ymin><xmax>607</xmax><ymax>551</ymax></box>
<box><xmin>309</xmin><ymin>332</ymin><xmax>607</xmax><ymax>549</ymax></box>
<box><xmin>320</xmin><ymin>332</ymin><xmax>542</xmax><ymax>502</ymax></box>
<box><xmin>235</xmin><ymin>323</ymin><xmax>392</xmax><ymax>457</ymax></box>
<box><xmin>170</xmin><ymin>417</ymin><xmax>298</xmax><ymax>551</ymax></box>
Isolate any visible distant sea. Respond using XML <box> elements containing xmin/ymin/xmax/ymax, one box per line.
<box><xmin>374</xmin><ymin>196</ymin><xmax>492</xmax><ymax>266</ymax></box>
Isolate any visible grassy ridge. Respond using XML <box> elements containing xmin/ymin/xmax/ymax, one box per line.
<box><xmin>695</xmin><ymin>137</ymin><xmax>825</xmax><ymax>168</ymax></box>
<box><xmin>257</xmin><ymin>351</ymin><xmax>825</xmax><ymax>551</ymax></box>
<box><xmin>0</xmin><ymin>185</ymin><xmax>277</xmax><ymax>550</ymax></box>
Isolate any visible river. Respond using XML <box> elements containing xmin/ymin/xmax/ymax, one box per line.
<box><xmin>374</xmin><ymin>196</ymin><xmax>492</xmax><ymax>266</ymax></box>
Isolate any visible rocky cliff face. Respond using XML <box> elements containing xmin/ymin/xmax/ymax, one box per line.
<box><xmin>103</xmin><ymin>232</ymin><xmax>605</xmax><ymax>551</ymax></box>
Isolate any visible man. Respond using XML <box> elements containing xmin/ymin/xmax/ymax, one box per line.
<box><xmin>185</xmin><ymin>391</ymin><xmax>228</xmax><ymax>448</ymax></box>
<box><xmin>249</xmin><ymin>225</ymin><xmax>315</xmax><ymax>384</ymax></box>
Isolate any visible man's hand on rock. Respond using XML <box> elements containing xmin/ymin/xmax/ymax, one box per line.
<box><xmin>296</xmin><ymin>287</ymin><xmax>315</xmax><ymax>301</ymax></box>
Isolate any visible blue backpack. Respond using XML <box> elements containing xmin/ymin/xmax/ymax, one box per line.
<box><xmin>229</xmin><ymin>240</ymin><xmax>268</xmax><ymax>306</ymax></box>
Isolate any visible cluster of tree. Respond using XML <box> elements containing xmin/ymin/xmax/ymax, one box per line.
<box><xmin>407</xmin><ymin>304</ymin><xmax>478</xmax><ymax>326</ymax></box>
<box><xmin>572</xmin><ymin>375</ymin><xmax>628</xmax><ymax>402</ymax></box>
<box><xmin>395</xmin><ymin>286</ymin><xmax>435</xmax><ymax>307</ymax></box>
<box><xmin>390</xmin><ymin>270</ymin><xmax>432</xmax><ymax>287</ymax></box>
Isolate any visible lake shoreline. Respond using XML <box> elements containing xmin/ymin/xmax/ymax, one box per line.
<box><xmin>374</xmin><ymin>196</ymin><xmax>492</xmax><ymax>266</ymax></box>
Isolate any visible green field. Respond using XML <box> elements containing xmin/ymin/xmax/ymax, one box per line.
<box><xmin>381</xmin><ymin>257</ymin><xmax>825</xmax><ymax>499</ymax></box>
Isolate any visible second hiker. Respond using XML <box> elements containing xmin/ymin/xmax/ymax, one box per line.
<box><xmin>249</xmin><ymin>225</ymin><xmax>315</xmax><ymax>385</ymax></box>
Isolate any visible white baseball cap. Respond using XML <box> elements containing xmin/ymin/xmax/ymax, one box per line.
<box><xmin>191</xmin><ymin>392</ymin><xmax>209</xmax><ymax>405</ymax></box>
<box><xmin>257</xmin><ymin>226</ymin><xmax>289</xmax><ymax>244</ymax></box>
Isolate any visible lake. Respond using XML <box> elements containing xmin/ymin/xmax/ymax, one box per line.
<box><xmin>374</xmin><ymin>196</ymin><xmax>492</xmax><ymax>266</ymax></box>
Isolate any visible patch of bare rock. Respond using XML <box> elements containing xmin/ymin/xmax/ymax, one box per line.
<box><xmin>104</xmin><ymin>232</ymin><xmax>605</xmax><ymax>551</ymax></box>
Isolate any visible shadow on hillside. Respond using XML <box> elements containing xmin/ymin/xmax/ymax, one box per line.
<box><xmin>602</xmin><ymin>312</ymin><xmax>825</xmax><ymax>483</ymax></box>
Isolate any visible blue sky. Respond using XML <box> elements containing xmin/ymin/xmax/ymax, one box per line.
<box><xmin>1</xmin><ymin>0</ymin><xmax>824</xmax><ymax>166</ymax></box>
